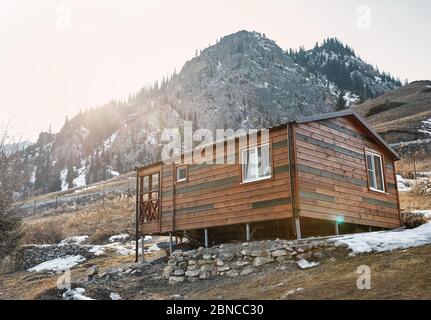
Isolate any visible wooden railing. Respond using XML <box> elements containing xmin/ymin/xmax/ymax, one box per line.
<box><xmin>138</xmin><ymin>199</ymin><xmax>160</xmax><ymax>224</ymax></box>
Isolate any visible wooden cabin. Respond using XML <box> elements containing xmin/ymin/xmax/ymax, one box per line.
<box><xmin>135</xmin><ymin>110</ymin><xmax>401</xmax><ymax>254</ymax></box>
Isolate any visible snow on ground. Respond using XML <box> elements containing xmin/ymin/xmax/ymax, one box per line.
<box><xmin>60</xmin><ymin>235</ymin><xmax>88</xmax><ymax>245</ymax></box>
<box><xmin>88</xmin><ymin>237</ymin><xmax>159</xmax><ymax>257</ymax></box>
<box><xmin>109</xmin><ymin>293</ymin><xmax>122</xmax><ymax>300</ymax></box>
<box><xmin>109</xmin><ymin>234</ymin><xmax>130</xmax><ymax>243</ymax></box>
<box><xmin>63</xmin><ymin>288</ymin><xmax>94</xmax><ymax>300</ymax></box>
<box><xmin>107</xmin><ymin>169</ymin><xmax>120</xmax><ymax>177</ymax></box>
<box><xmin>60</xmin><ymin>168</ymin><xmax>68</xmax><ymax>191</ymax></box>
<box><xmin>296</xmin><ymin>259</ymin><xmax>319</xmax><ymax>269</ymax></box>
<box><xmin>412</xmin><ymin>210</ymin><xmax>431</xmax><ymax>219</ymax></box>
<box><xmin>419</xmin><ymin>118</ymin><xmax>431</xmax><ymax>136</ymax></box>
<box><xmin>73</xmin><ymin>161</ymin><xmax>87</xmax><ymax>188</ymax></box>
<box><xmin>28</xmin><ymin>255</ymin><xmax>86</xmax><ymax>273</ymax></box>
<box><xmin>332</xmin><ymin>222</ymin><xmax>431</xmax><ymax>254</ymax></box>
<box><xmin>397</xmin><ymin>174</ymin><xmax>415</xmax><ymax>192</ymax></box>
<box><xmin>103</xmin><ymin>131</ymin><xmax>119</xmax><ymax>151</ymax></box>
<box><xmin>343</xmin><ymin>91</ymin><xmax>359</xmax><ymax>107</ymax></box>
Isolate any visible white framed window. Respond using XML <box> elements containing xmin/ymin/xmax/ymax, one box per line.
<box><xmin>176</xmin><ymin>165</ymin><xmax>188</xmax><ymax>183</ymax></box>
<box><xmin>241</xmin><ymin>144</ymin><xmax>272</xmax><ymax>183</ymax></box>
<box><xmin>365</xmin><ymin>151</ymin><xmax>385</xmax><ymax>193</ymax></box>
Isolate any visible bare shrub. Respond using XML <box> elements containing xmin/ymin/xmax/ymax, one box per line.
<box><xmin>413</xmin><ymin>178</ymin><xmax>431</xmax><ymax>196</ymax></box>
<box><xmin>23</xmin><ymin>220</ymin><xmax>64</xmax><ymax>244</ymax></box>
<box><xmin>0</xmin><ymin>126</ymin><xmax>25</xmax><ymax>278</ymax></box>
<box><xmin>401</xmin><ymin>211</ymin><xmax>428</xmax><ymax>229</ymax></box>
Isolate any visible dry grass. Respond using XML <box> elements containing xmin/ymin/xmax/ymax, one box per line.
<box><xmin>396</xmin><ymin>158</ymin><xmax>431</xmax><ymax>179</ymax></box>
<box><xmin>399</xmin><ymin>191</ymin><xmax>431</xmax><ymax>212</ymax></box>
<box><xmin>23</xmin><ymin>196</ymin><xmax>135</xmax><ymax>245</ymax></box>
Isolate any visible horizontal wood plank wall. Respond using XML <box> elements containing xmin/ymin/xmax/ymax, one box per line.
<box><xmin>295</xmin><ymin>115</ymin><xmax>400</xmax><ymax>229</ymax></box>
<box><xmin>140</xmin><ymin>127</ymin><xmax>292</xmax><ymax>233</ymax></box>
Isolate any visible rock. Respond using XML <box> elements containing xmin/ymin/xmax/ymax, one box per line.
<box><xmin>170</xmin><ymin>294</ymin><xmax>182</xmax><ymax>300</ymax></box>
<box><xmin>188</xmin><ymin>260</ymin><xmax>197</xmax><ymax>266</ymax></box>
<box><xmin>169</xmin><ymin>276</ymin><xmax>185</xmax><ymax>285</ymax></box>
<box><xmin>215</xmin><ymin>259</ymin><xmax>224</xmax><ymax>267</ymax></box>
<box><xmin>271</xmin><ymin>249</ymin><xmax>287</xmax><ymax>257</ymax></box>
<box><xmin>297</xmin><ymin>248</ymin><xmax>305</xmax><ymax>253</ymax></box>
<box><xmin>199</xmin><ymin>271</ymin><xmax>211</xmax><ymax>280</ymax></box>
<box><xmin>241</xmin><ymin>249</ymin><xmax>251</xmax><ymax>256</ymax></box>
<box><xmin>216</xmin><ymin>265</ymin><xmax>231</xmax><ymax>272</ymax></box>
<box><xmin>178</xmin><ymin>261</ymin><xmax>188</xmax><ymax>269</ymax></box>
<box><xmin>253</xmin><ymin>256</ymin><xmax>274</xmax><ymax>267</ymax></box>
<box><xmin>251</xmin><ymin>250</ymin><xmax>270</xmax><ymax>257</ymax></box>
<box><xmin>185</xmin><ymin>270</ymin><xmax>200</xmax><ymax>277</ymax></box>
<box><xmin>163</xmin><ymin>265</ymin><xmax>173</xmax><ymax>279</ymax></box>
<box><xmin>232</xmin><ymin>260</ymin><xmax>250</xmax><ymax>268</ymax></box>
<box><xmin>124</xmin><ymin>268</ymin><xmax>133</xmax><ymax>275</ymax></box>
<box><xmin>313</xmin><ymin>252</ymin><xmax>323</xmax><ymax>259</ymax></box>
<box><xmin>187</xmin><ymin>265</ymin><xmax>198</xmax><ymax>271</ymax></box>
<box><xmin>173</xmin><ymin>269</ymin><xmax>185</xmax><ymax>276</ymax></box>
<box><xmin>240</xmin><ymin>268</ymin><xmax>254</xmax><ymax>276</ymax></box>
<box><xmin>172</xmin><ymin>250</ymin><xmax>183</xmax><ymax>257</ymax></box>
<box><xmin>226</xmin><ymin>270</ymin><xmax>239</xmax><ymax>277</ymax></box>
<box><xmin>203</xmin><ymin>253</ymin><xmax>212</xmax><ymax>260</ymax></box>
<box><xmin>220</xmin><ymin>252</ymin><xmax>235</xmax><ymax>261</ymax></box>
<box><xmin>200</xmin><ymin>264</ymin><xmax>215</xmax><ymax>272</ymax></box>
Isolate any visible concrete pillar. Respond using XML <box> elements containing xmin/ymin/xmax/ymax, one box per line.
<box><xmin>204</xmin><ymin>228</ymin><xmax>209</xmax><ymax>248</ymax></box>
<box><xmin>169</xmin><ymin>232</ymin><xmax>173</xmax><ymax>255</ymax></box>
<box><xmin>246</xmin><ymin>223</ymin><xmax>251</xmax><ymax>241</ymax></box>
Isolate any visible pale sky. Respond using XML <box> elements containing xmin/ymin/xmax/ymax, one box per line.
<box><xmin>1</xmin><ymin>0</ymin><xmax>430</xmax><ymax>141</ymax></box>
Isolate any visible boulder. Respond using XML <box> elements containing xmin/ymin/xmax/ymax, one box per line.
<box><xmin>253</xmin><ymin>256</ymin><xmax>274</xmax><ymax>267</ymax></box>
<box><xmin>169</xmin><ymin>276</ymin><xmax>185</xmax><ymax>285</ymax></box>
<box><xmin>271</xmin><ymin>249</ymin><xmax>287</xmax><ymax>257</ymax></box>
<box><xmin>185</xmin><ymin>270</ymin><xmax>200</xmax><ymax>277</ymax></box>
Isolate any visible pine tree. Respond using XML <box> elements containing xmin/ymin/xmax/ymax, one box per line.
<box><xmin>335</xmin><ymin>92</ymin><xmax>347</xmax><ymax>111</ymax></box>
<box><xmin>66</xmin><ymin>164</ymin><xmax>75</xmax><ymax>189</ymax></box>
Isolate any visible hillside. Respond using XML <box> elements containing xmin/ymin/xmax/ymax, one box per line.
<box><xmin>17</xmin><ymin>30</ymin><xmax>402</xmax><ymax>198</ymax></box>
<box><xmin>354</xmin><ymin>80</ymin><xmax>431</xmax><ymax>154</ymax></box>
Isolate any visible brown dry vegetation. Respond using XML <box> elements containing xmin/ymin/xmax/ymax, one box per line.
<box><xmin>23</xmin><ymin>196</ymin><xmax>135</xmax><ymax>245</ymax></box>
<box><xmin>397</xmin><ymin>158</ymin><xmax>431</xmax><ymax>179</ymax></box>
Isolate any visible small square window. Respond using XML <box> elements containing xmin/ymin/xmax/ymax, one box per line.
<box><xmin>176</xmin><ymin>166</ymin><xmax>188</xmax><ymax>183</ymax></box>
<box><xmin>365</xmin><ymin>151</ymin><xmax>385</xmax><ymax>193</ymax></box>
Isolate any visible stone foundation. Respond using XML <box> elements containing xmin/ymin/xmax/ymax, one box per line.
<box><xmin>163</xmin><ymin>239</ymin><xmax>347</xmax><ymax>284</ymax></box>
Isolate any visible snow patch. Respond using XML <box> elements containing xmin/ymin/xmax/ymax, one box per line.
<box><xmin>63</xmin><ymin>288</ymin><xmax>94</xmax><ymax>300</ymax></box>
<box><xmin>297</xmin><ymin>259</ymin><xmax>319</xmax><ymax>269</ymax></box>
<box><xmin>60</xmin><ymin>236</ymin><xmax>89</xmax><ymax>245</ymax></box>
<box><xmin>109</xmin><ymin>234</ymin><xmax>130</xmax><ymax>243</ymax></box>
<box><xmin>109</xmin><ymin>292</ymin><xmax>122</xmax><ymax>300</ymax></box>
<box><xmin>332</xmin><ymin>222</ymin><xmax>431</xmax><ymax>253</ymax></box>
<box><xmin>412</xmin><ymin>210</ymin><xmax>431</xmax><ymax>219</ymax></box>
<box><xmin>28</xmin><ymin>255</ymin><xmax>86</xmax><ymax>272</ymax></box>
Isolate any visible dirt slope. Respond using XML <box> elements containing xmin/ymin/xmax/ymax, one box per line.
<box><xmin>354</xmin><ymin>80</ymin><xmax>431</xmax><ymax>145</ymax></box>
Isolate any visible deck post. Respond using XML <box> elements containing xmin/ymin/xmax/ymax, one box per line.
<box><xmin>335</xmin><ymin>222</ymin><xmax>339</xmax><ymax>236</ymax></box>
<box><xmin>141</xmin><ymin>236</ymin><xmax>145</xmax><ymax>262</ymax></box>
<box><xmin>204</xmin><ymin>228</ymin><xmax>209</xmax><ymax>248</ymax></box>
<box><xmin>169</xmin><ymin>232</ymin><xmax>173</xmax><ymax>255</ymax></box>
<box><xmin>246</xmin><ymin>223</ymin><xmax>251</xmax><ymax>241</ymax></box>
<box><xmin>295</xmin><ymin>218</ymin><xmax>302</xmax><ymax>239</ymax></box>
<box><xmin>135</xmin><ymin>171</ymin><xmax>139</xmax><ymax>263</ymax></box>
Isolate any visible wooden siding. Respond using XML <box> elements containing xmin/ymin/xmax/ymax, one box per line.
<box><xmin>139</xmin><ymin>127</ymin><xmax>292</xmax><ymax>233</ymax></box>
<box><xmin>294</xmin><ymin>115</ymin><xmax>401</xmax><ymax>229</ymax></box>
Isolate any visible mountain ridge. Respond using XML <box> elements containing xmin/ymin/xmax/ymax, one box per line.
<box><xmin>17</xmin><ymin>30</ymin><xmax>403</xmax><ymax>197</ymax></box>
